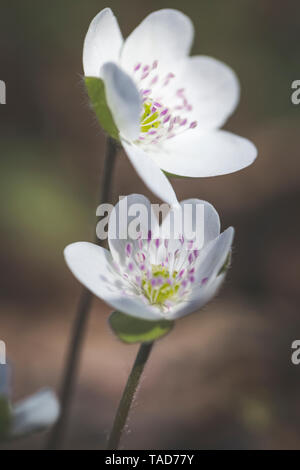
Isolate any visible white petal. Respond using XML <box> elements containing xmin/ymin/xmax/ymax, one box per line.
<box><xmin>193</xmin><ymin>227</ymin><xmax>234</xmax><ymax>283</ymax></box>
<box><xmin>83</xmin><ymin>8</ymin><xmax>123</xmax><ymax>77</ymax></box>
<box><xmin>161</xmin><ymin>198</ymin><xmax>220</xmax><ymax>244</ymax></box>
<box><xmin>151</xmin><ymin>129</ymin><xmax>257</xmax><ymax>177</ymax></box>
<box><xmin>101</xmin><ymin>63</ymin><xmax>141</xmax><ymax>140</ymax></box>
<box><xmin>10</xmin><ymin>389</ymin><xmax>60</xmax><ymax>438</ymax></box>
<box><xmin>108</xmin><ymin>194</ymin><xmax>160</xmax><ymax>266</ymax></box>
<box><xmin>64</xmin><ymin>242</ymin><xmax>161</xmax><ymax>320</ymax></box>
<box><xmin>182</xmin><ymin>198</ymin><xmax>220</xmax><ymax>244</ymax></box>
<box><xmin>121</xmin><ymin>9</ymin><xmax>194</xmax><ymax>74</ymax></box>
<box><xmin>175</xmin><ymin>56</ymin><xmax>240</xmax><ymax>129</ymax></box>
<box><xmin>122</xmin><ymin>140</ymin><xmax>179</xmax><ymax>206</ymax></box>
<box><xmin>157</xmin><ymin>199</ymin><xmax>220</xmax><ymax>265</ymax></box>
<box><xmin>169</xmin><ymin>227</ymin><xmax>234</xmax><ymax>319</ymax></box>
<box><xmin>170</xmin><ymin>273</ymin><xmax>225</xmax><ymax>319</ymax></box>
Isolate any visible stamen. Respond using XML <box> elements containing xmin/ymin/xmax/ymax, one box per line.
<box><xmin>126</xmin><ymin>243</ymin><xmax>132</xmax><ymax>257</ymax></box>
<box><xmin>135</xmin><ymin>60</ymin><xmax>197</xmax><ymax>145</ymax></box>
<box><xmin>150</xmin><ymin>75</ymin><xmax>158</xmax><ymax>86</ymax></box>
<box><xmin>128</xmin><ymin>263</ymin><xmax>134</xmax><ymax>271</ymax></box>
<box><xmin>115</xmin><ymin>231</ymin><xmax>207</xmax><ymax>313</ymax></box>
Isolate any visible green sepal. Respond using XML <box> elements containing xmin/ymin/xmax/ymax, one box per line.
<box><xmin>85</xmin><ymin>77</ymin><xmax>120</xmax><ymax>141</ymax></box>
<box><xmin>108</xmin><ymin>311</ymin><xmax>174</xmax><ymax>344</ymax></box>
<box><xmin>163</xmin><ymin>170</ymin><xmax>190</xmax><ymax>179</ymax></box>
<box><xmin>218</xmin><ymin>251</ymin><xmax>232</xmax><ymax>276</ymax></box>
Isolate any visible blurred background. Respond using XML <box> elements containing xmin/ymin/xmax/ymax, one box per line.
<box><xmin>0</xmin><ymin>0</ymin><xmax>300</xmax><ymax>450</ymax></box>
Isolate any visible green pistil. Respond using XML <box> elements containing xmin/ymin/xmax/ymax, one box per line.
<box><xmin>140</xmin><ymin>102</ymin><xmax>160</xmax><ymax>133</ymax></box>
<box><xmin>142</xmin><ymin>265</ymin><xmax>179</xmax><ymax>306</ymax></box>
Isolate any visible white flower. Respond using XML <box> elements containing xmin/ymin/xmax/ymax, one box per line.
<box><xmin>83</xmin><ymin>8</ymin><xmax>257</xmax><ymax>205</ymax></box>
<box><xmin>64</xmin><ymin>195</ymin><xmax>234</xmax><ymax>321</ymax></box>
<box><xmin>0</xmin><ymin>364</ymin><xmax>60</xmax><ymax>439</ymax></box>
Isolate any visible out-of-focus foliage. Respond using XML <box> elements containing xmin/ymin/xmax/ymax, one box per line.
<box><xmin>109</xmin><ymin>311</ymin><xmax>174</xmax><ymax>344</ymax></box>
<box><xmin>0</xmin><ymin>397</ymin><xmax>11</xmax><ymax>439</ymax></box>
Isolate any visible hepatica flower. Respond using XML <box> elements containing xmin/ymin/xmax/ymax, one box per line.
<box><xmin>64</xmin><ymin>195</ymin><xmax>234</xmax><ymax>322</ymax></box>
<box><xmin>0</xmin><ymin>364</ymin><xmax>60</xmax><ymax>440</ymax></box>
<box><xmin>83</xmin><ymin>8</ymin><xmax>257</xmax><ymax>205</ymax></box>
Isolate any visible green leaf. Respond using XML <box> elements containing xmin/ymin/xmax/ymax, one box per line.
<box><xmin>85</xmin><ymin>77</ymin><xmax>119</xmax><ymax>141</ymax></box>
<box><xmin>109</xmin><ymin>311</ymin><xmax>174</xmax><ymax>344</ymax></box>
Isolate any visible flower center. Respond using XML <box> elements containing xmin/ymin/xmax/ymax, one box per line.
<box><xmin>140</xmin><ymin>102</ymin><xmax>161</xmax><ymax>133</ymax></box>
<box><xmin>133</xmin><ymin>60</ymin><xmax>197</xmax><ymax>145</ymax></box>
<box><xmin>142</xmin><ymin>265</ymin><xmax>179</xmax><ymax>306</ymax></box>
<box><xmin>114</xmin><ymin>233</ymin><xmax>209</xmax><ymax>315</ymax></box>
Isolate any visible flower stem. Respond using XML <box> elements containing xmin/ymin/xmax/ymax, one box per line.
<box><xmin>47</xmin><ymin>136</ymin><xmax>118</xmax><ymax>450</ymax></box>
<box><xmin>107</xmin><ymin>341</ymin><xmax>154</xmax><ymax>450</ymax></box>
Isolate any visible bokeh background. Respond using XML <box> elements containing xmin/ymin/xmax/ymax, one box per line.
<box><xmin>1</xmin><ymin>0</ymin><xmax>300</xmax><ymax>450</ymax></box>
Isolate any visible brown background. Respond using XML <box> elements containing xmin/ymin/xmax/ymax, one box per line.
<box><xmin>0</xmin><ymin>0</ymin><xmax>300</xmax><ymax>449</ymax></box>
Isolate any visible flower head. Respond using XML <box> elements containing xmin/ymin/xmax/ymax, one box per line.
<box><xmin>64</xmin><ymin>195</ymin><xmax>234</xmax><ymax>321</ymax></box>
<box><xmin>83</xmin><ymin>8</ymin><xmax>257</xmax><ymax>205</ymax></box>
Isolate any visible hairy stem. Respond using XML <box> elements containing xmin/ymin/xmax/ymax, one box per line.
<box><xmin>47</xmin><ymin>137</ymin><xmax>118</xmax><ymax>450</ymax></box>
<box><xmin>107</xmin><ymin>342</ymin><xmax>154</xmax><ymax>450</ymax></box>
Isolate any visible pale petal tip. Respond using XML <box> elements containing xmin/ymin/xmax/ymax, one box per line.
<box><xmin>86</xmin><ymin>7</ymin><xmax>117</xmax><ymax>32</ymax></box>
<box><xmin>83</xmin><ymin>7</ymin><xmax>123</xmax><ymax>78</ymax></box>
<box><xmin>239</xmin><ymin>138</ymin><xmax>258</xmax><ymax>170</ymax></box>
<box><xmin>149</xmin><ymin>8</ymin><xmax>194</xmax><ymax>35</ymax></box>
<box><xmin>226</xmin><ymin>226</ymin><xmax>235</xmax><ymax>239</ymax></box>
<box><xmin>11</xmin><ymin>389</ymin><xmax>60</xmax><ymax>438</ymax></box>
